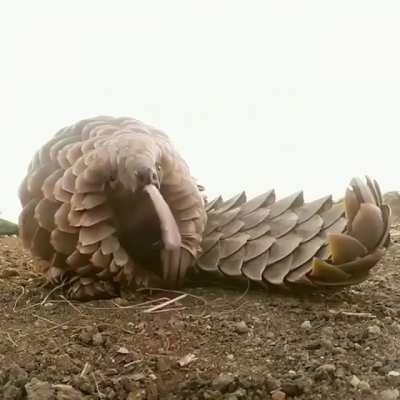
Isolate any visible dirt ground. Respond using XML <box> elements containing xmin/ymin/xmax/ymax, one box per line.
<box><xmin>1</xmin><ymin>231</ymin><xmax>400</xmax><ymax>400</ymax></box>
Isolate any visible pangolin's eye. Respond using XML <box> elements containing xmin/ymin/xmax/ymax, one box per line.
<box><xmin>156</xmin><ymin>163</ymin><xmax>162</xmax><ymax>172</ymax></box>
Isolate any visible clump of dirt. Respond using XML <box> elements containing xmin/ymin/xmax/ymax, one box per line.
<box><xmin>1</xmin><ymin>233</ymin><xmax>400</xmax><ymax>400</ymax></box>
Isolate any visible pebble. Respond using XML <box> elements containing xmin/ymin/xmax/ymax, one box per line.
<box><xmin>314</xmin><ymin>363</ymin><xmax>336</xmax><ymax>380</ymax></box>
<box><xmin>92</xmin><ymin>332</ymin><xmax>104</xmax><ymax>346</ymax></box>
<box><xmin>358</xmin><ymin>381</ymin><xmax>371</xmax><ymax>392</ymax></box>
<box><xmin>54</xmin><ymin>354</ymin><xmax>76</xmax><ymax>372</ymax></box>
<box><xmin>54</xmin><ymin>384</ymin><xmax>83</xmax><ymax>400</ymax></box>
<box><xmin>126</xmin><ymin>389</ymin><xmax>146</xmax><ymax>400</ymax></box>
<box><xmin>300</xmin><ymin>320</ymin><xmax>312</xmax><ymax>330</ymax></box>
<box><xmin>265</xmin><ymin>375</ymin><xmax>280</xmax><ymax>391</ymax></box>
<box><xmin>229</xmin><ymin>388</ymin><xmax>246</xmax><ymax>399</ymax></box>
<box><xmin>157</xmin><ymin>356</ymin><xmax>172</xmax><ymax>372</ymax></box>
<box><xmin>391</xmin><ymin>322</ymin><xmax>400</xmax><ymax>332</ymax></box>
<box><xmin>78</xmin><ymin>330</ymin><xmax>93</xmax><ymax>345</ymax></box>
<box><xmin>113</xmin><ymin>297</ymin><xmax>130</xmax><ymax>306</ymax></box>
<box><xmin>387</xmin><ymin>370</ymin><xmax>400</xmax><ymax>384</ymax></box>
<box><xmin>350</xmin><ymin>375</ymin><xmax>360</xmax><ymax>388</ymax></box>
<box><xmin>211</xmin><ymin>373</ymin><xmax>235</xmax><ymax>391</ymax></box>
<box><xmin>281</xmin><ymin>381</ymin><xmax>303</xmax><ymax>396</ymax></box>
<box><xmin>321</xmin><ymin>326</ymin><xmax>334</xmax><ymax>337</ymax></box>
<box><xmin>367</xmin><ymin>325</ymin><xmax>382</xmax><ymax>336</ymax></box>
<box><xmin>380</xmin><ymin>389</ymin><xmax>400</xmax><ymax>400</ymax></box>
<box><xmin>25</xmin><ymin>378</ymin><xmax>54</xmax><ymax>400</ymax></box>
<box><xmin>7</xmin><ymin>364</ymin><xmax>28</xmax><ymax>387</ymax></box>
<box><xmin>320</xmin><ymin>338</ymin><xmax>334</xmax><ymax>350</ymax></box>
<box><xmin>271</xmin><ymin>390</ymin><xmax>287</xmax><ymax>400</ymax></box>
<box><xmin>335</xmin><ymin>367</ymin><xmax>345</xmax><ymax>378</ymax></box>
<box><xmin>72</xmin><ymin>375</ymin><xmax>94</xmax><ymax>394</ymax></box>
<box><xmin>234</xmin><ymin>321</ymin><xmax>250</xmax><ymax>334</ymax></box>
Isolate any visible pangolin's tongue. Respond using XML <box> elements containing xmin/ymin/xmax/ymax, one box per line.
<box><xmin>144</xmin><ymin>184</ymin><xmax>181</xmax><ymax>250</ymax></box>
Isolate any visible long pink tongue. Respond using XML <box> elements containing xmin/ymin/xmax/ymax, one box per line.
<box><xmin>144</xmin><ymin>184</ymin><xmax>181</xmax><ymax>250</ymax></box>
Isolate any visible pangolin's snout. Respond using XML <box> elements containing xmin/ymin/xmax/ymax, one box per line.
<box><xmin>135</xmin><ymin>166</ymin><xmax>159</xmax><ymax>188</ymax></box>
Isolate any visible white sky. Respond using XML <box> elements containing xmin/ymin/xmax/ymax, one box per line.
<box><xmin>1</xmin><ymin>1</ymin><xmax>399</xmax><ymax>223</ymax></box>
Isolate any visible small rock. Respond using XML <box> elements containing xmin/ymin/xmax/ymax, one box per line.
<box><xmin>358</xmin><ymin>381</ymin><xmax>371</xmax><ymax>392</ymax></box>
<box><xmin>203</xmin><ymin>390</ymin><xmax>222</xmax><ymax>399</ymax></box>
<box><xmin>367</xmin><ymin>325</ymin><xmax>381</xmax><ymax>336</ymax></box>
<box><xmin>78</xmin><ymin>330</ymin><xmax>93</xmax><ymax>345</ymax></box>
<box><xmin>380</xmin><ymin>389</ymin><xmax>400</xmax><ymax>400</ymax></box>
<box><xmin>335</xmin><ymin>367</ymin><xmax>346</xmax><ymax>378</ymax></box>
<box><xmin>350</xmin><ymin>375</ymin><xmax>360</xmax><ymax>388</ymax></box>
<box><xmin>304</xmin><ymin>340</ymin><xmax>321</xmax><ymax>350</ymax></box>
<box><xmin>314</xmin><ymin>364</ymin><xmax>336</xmax><ymax>380</ymax></box>
<box><xmin>178</xmin><ymin>353</ymin><xmax>197</xmax><ymax>367</ymax></box>
<box><xmin>54</xmin><ymin>354</ymin><xmax>75</xmax><ymax>372</ymax></box>
<box><xmin>293</xmin><ymin>377</ymin><xmax>312</xmax><ymax>394</ymax></box>
<box><xmin>391</xmin><ymin>322</ymin><xmax>400</xmax><ymax>332</ymax></box>
<box><xmin>320</xmin><ymin>338</ymin><xmax>334</xmax><ymax>350</ymax></box>
<box><xmin>92</xmin><ymin>332</ymin><xmax>104</xmax><ymax>346</ymax></box>
<box><xmin>117</xmin><ymin>346</ymin><xmax>130</xmax><ymax>354</ymax></box>
<box><xmin>333</xmin><ymin>346</ymin><xmax>347</xmax><ymax>354</ymax></box>
<box><xmin>119</xmin><ymin>375</ymin><xmax>140</xmax><ymax>392</ymax></box>
<box><xmin>387</xmin><ymin>370</ymin><xmax>400</xmax><ymax>384</ymax></box>
<box><xmin>156</xmin><ymin>356</ymin><xmax>172</xmax><ymax>372</ymax></box>
<box><xmin>281</xmin><ymin>381</ymin><xmax>303</xmax><ymax>396</ymax></box>
<box><xmin>234</xmin><ymin>321</ymin><xmax>250</xmax><ymax>334</ymax></box>
<box><xmin>321</xmin><ymin>326</ymin><xmax>334</xmax><ymax>337</ymax></box>
<box><xmin>300</xmin><ymin>320</ymin><xmax>312</xmax><ymax>330</ymax></box>
<box><xmin>229</xmin><ymin>388</ymin><xmax>246</xmax><ymax>399</ymax></box>
<box><xmin>212</xmin><ymin>373</ymin><xmax>235</xmax><ymax>392</ymax></box>
<box><xmin>131</xmin><ymin>373</ymin><xmax>146</xmax><ymax>382</ymax></box>
<box><xmin>113</xmin><ymin>297</ymin><xmax>130</xmax><ymax>306</ymax></box>
<box><xmin>72</xmin><ymin>375</ymin><xmax>94</xmax><ymax>394</ymax></box>
<box><xmin>127</xmin><ymin>389</ymin><xmax>146</xmax><ymax>400</ymax></box>
<box><xmin>54</xmin><ymin>384</ymin><xmax>83</xmax><ymax>400</ymax></box>
<box><xmin>271</xmin><ymin>390</ymin><xmax>287</xmax><ymax>400</ymax></box>
<box><xmin>7</xmin><ymin>364</ymin><xmax>28</xmax><ymax>387</ymax></box>
<box><xmin>265</xmin><ymin>375</ymin><xmax>280</xmax><ymax>391</ymax></box>
<box><xmin>103</xmin><ymin>387</ymin><xmax>117</xmax><ymax>399</ymax></box>
<box><xmin>25</xmin><ymin>378</ymin><xmax>55</xmax><ymax>400</ymax></box>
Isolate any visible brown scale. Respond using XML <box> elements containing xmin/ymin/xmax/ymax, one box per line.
<box><xmin>18</xmin><ymin>116</ymin><xmax>390</xmax><ymax>300</ymax></box>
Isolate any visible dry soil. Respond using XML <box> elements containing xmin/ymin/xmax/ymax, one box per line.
<box><xmin>1</xmin><ymin>231</ymin><xmax>400</xmax><ymax>400</ymax></box>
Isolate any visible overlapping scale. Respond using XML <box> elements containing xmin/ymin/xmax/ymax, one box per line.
<box><xmin>197</xmin><ymin>176</ymin><xmax>389</xmax><ymax>289</ymax></box>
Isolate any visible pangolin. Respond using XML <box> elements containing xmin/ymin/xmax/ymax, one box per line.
<box><xmin>18</xmin><ymin>116</ymin><xmax>390</xmax><ymax>300</ymax></box>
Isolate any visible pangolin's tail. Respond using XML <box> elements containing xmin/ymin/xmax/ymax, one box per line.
<box><xmin>195</xmin><ymin>177</ymin><xmax>390</xmax><ymax>289</ymax></box>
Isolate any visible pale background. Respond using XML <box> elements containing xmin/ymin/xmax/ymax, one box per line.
<box><xmin>1</xmin><ymin>0</ymin><xmax>399</xmax><ymax>223</ymax></box>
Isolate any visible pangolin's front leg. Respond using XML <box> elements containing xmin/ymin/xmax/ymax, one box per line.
<box><xmin>144</xmin><ymin>184</ymin><xmax>194</xmax><ymax>287</ymax></box>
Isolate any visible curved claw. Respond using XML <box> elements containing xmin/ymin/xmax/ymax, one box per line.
<box><xmin>162</xmin><ymin>247</ymin><xmax>194</xmax><ymax>288</ymax></box>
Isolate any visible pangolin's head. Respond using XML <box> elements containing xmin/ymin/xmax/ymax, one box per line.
<box><xmin>109</xmin><ymin>134</ymin><xmax>165</xmax><ymax>193</ymax></box>
<box><xmin>106</xmin><ymin>134</ymin><xmax>181</xmax><ymax>278</ymax></box>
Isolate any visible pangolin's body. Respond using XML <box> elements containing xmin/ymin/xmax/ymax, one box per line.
<box><xmin>18</xmin><ymin>116</ymin><xmax>390</xmax><ymax>299</ymax></box>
